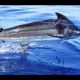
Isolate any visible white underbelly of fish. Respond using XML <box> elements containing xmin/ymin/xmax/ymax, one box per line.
<box><xmin>0</xmin><ymin>36</ymin><xmax>60</xmax><ymax>44</ymax></box>
<box><xmin>0</xmin><ymin>29</ymin><xmax>60</xmax><ymax>44</ymax></box>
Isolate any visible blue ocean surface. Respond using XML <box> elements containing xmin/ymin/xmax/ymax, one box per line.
<box><xmin>0</xmin><ymin>5</ymin><xmax>80</xmax><ymax>75</ymax></box>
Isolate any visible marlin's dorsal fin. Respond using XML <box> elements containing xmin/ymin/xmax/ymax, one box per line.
<box><xmin>55</xmin><ymin>12</ymin><xmax>79</xmax><ymax>30</ymax></box>
<box><xmin>55</xmin><ymin>12</ymin><xmax>68</xmax><ymax>20</ymax></box>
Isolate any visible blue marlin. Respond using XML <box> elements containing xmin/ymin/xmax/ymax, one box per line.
<box><xmin>0</xmin><ymin>12</ymin><xmax>80</xmax><ymax>49</ymax></box>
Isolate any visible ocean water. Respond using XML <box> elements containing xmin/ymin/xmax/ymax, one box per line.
<box><xmin>0</xmin><ymin>5</ymin><xmax>80</xmax><ymax>75</ymax></box>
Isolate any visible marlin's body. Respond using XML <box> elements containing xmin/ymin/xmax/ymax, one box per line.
<box><xmin>0</xmin><ymin>19</ymin><xmax>61</xmax><ymax>44</ymax></box>
<box><xmin>0</xmin><ymin>19</ymin><xmax>57</xmax><ymax>38</ymax></box>
<box><xmin>0</xmin><ymin>12</ymin><xmax>80</xmax><ymax>44</ymax></box>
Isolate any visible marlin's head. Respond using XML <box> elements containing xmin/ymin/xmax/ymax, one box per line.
<box><xmin>52</xmin><ymin>12</ymin><xmax>80</xmax><ymax>39</ymax></box>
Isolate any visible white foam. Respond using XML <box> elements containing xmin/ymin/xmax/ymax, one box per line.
<box><xmin>0</xmin><ymin>42</ymin><xmax>24</xmax><ymax>54</ymax></box>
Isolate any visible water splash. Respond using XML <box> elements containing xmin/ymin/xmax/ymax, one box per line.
<box><xmin>0</xmin><ymin>42</ymin><xmax>24</xmax><ymax>54</ymax></box>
